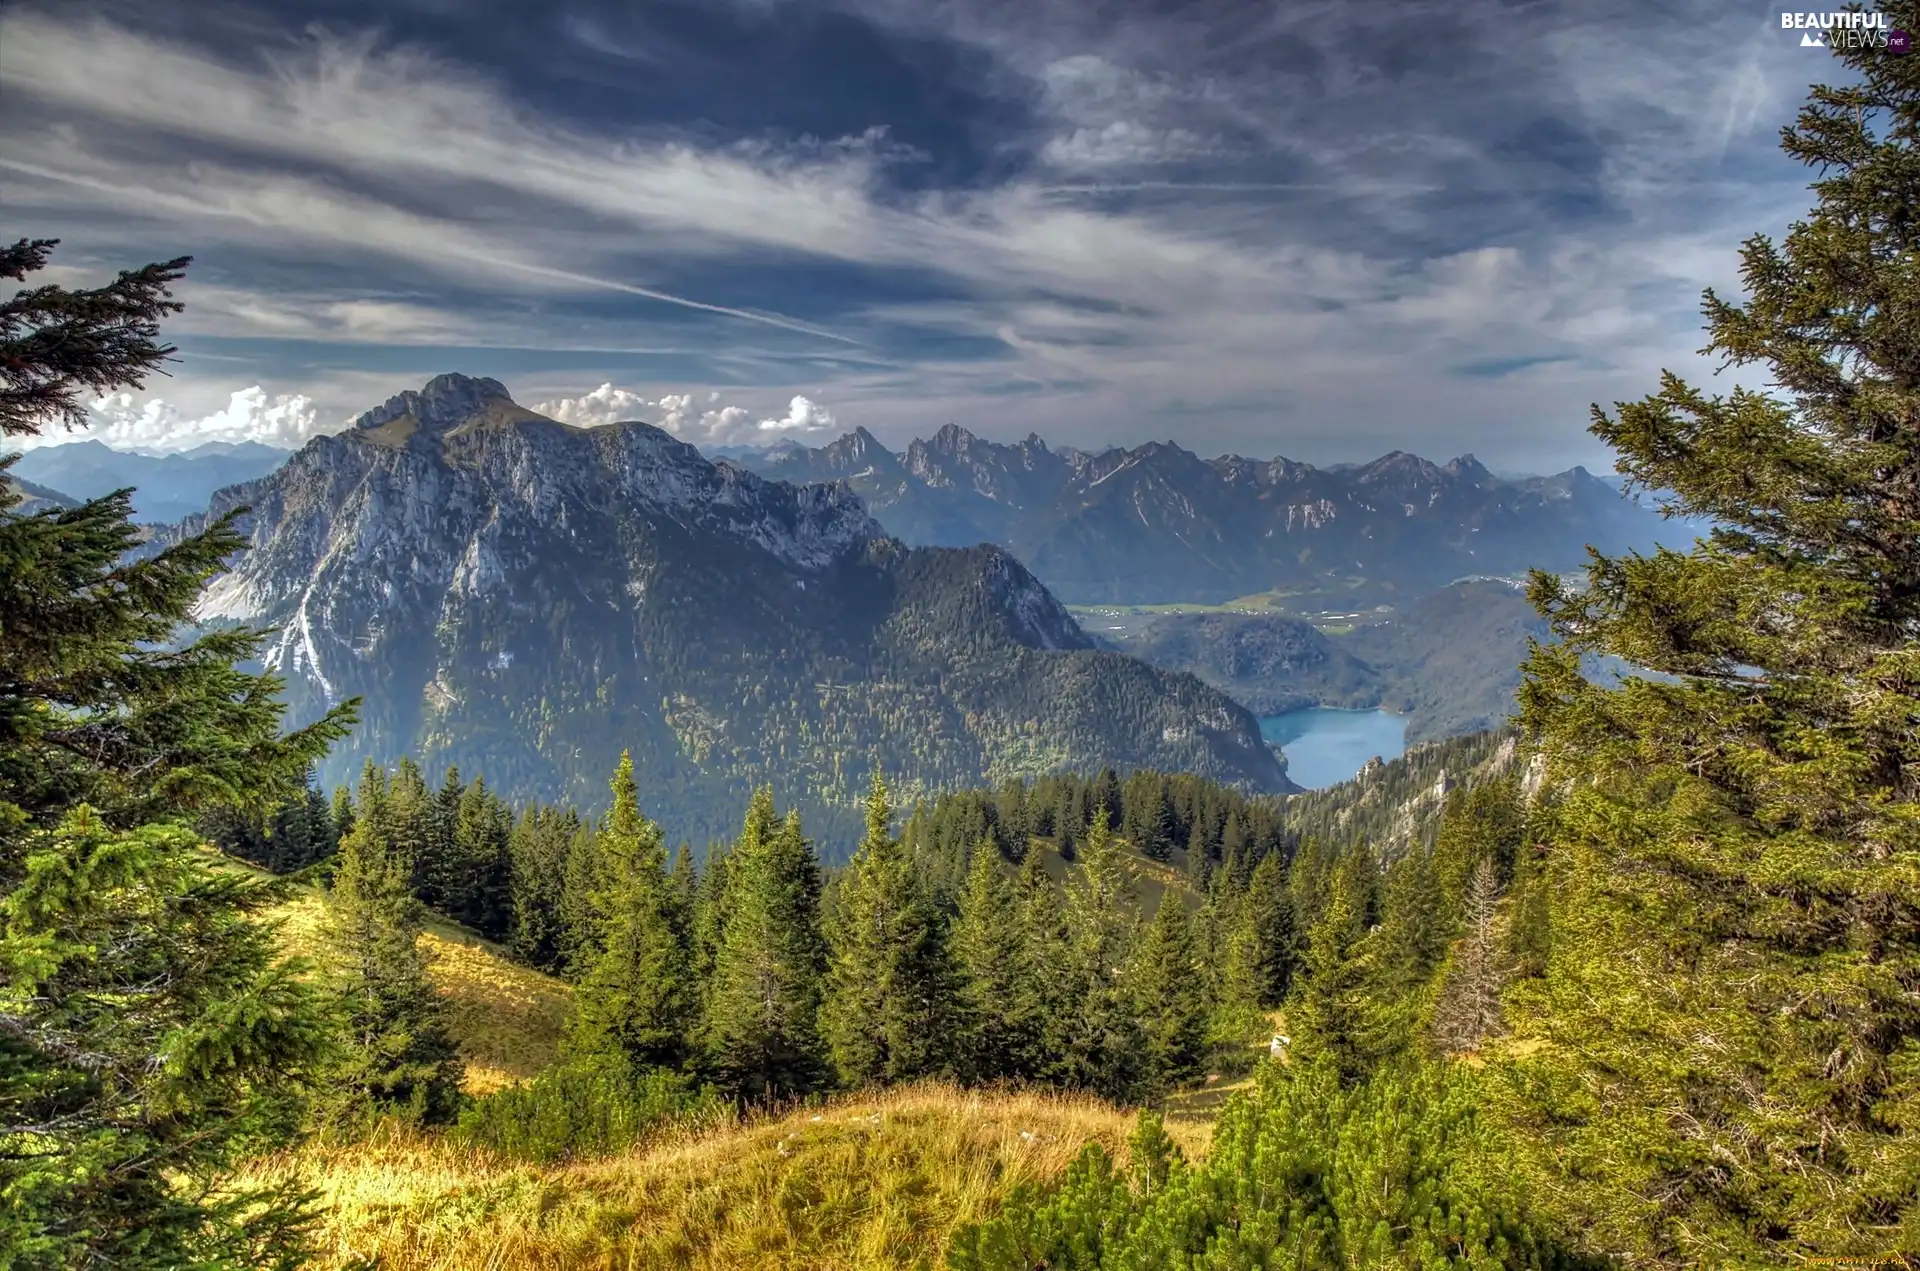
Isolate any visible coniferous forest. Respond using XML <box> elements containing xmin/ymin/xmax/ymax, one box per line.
<box><xmin>2</xmin><ymin>27</ymin><xmax>1917</xmax><ymax>1271</ymax></box>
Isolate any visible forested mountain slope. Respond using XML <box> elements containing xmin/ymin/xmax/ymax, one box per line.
<box><xmin>161</xmin><ymin>374</ymin><xmax>1291</xmax><ymax>842</ymax></box>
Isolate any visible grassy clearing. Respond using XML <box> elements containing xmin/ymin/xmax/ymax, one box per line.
<box><xmin>274</xmin><ymin>891</ymin><xmax>572</xmax><ymax>1096</ymax></box>
<box><xmin>248</xmin><ymin>1083</ymin><xmax>1202</xmax><ymax>1271</ymax></box>
<box><xmin>217</xmin><ymin>850</ymin><xmax>1238</xmax><ymax>1268</ymax></box>
<box><xmin>211</xmin><ymin>848</ymin><xmax>575</xmax><ymax>1097</ymax></box>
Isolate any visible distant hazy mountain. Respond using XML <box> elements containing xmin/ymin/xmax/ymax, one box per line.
<box><xmin>160</xmin><ymin>374</ymin><xmax>1292</xmax><ymax>844</ymax></box>
<box><xmin>1108</xmin><ymin>580</ymin><xmax>1551</xmax><ymax>745</ymax></box>
<box><xmin>11</xmin><ymin>439</ymin><xmax>291</xmax><ymax>523</ymax></box>
<box><xmin>745</xmin><ymin>426</ymin><xmax>1683</xmax><ymax>604</ymax></box>
<box><xmin>2</xmin><ymin>472</ymin><xmax>79</xmax><ymax>513</ymax></box>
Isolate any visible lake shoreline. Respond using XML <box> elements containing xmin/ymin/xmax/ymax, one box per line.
<box><xmin>1259</xmin><ymin>706</ymin><xmax>1411</xmax><ymax>791</ymax></box>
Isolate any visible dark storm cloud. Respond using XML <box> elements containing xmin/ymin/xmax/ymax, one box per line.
<box><xmin>0</xmin><ymin>0</ymin><xmax>1831</xmax><ymax>466</ymax></box>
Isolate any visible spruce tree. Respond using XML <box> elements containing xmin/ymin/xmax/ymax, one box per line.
<box><xmin>507</xmin><ymin>803</ymin><xmax>576</xmax><ymax>973</ymax></box>
<box><xmin>1503</xmin><ymin>26</ymin><xmax>1920</xmax><ymax>1263</ymax></box>
<box><xmin>1057</xmin><ymin>809</ymin><xmax>1143</xmax><ymax>1099</ymax></box>
<box><xmin>566</xmin><ymin>751</ymin><xmax>696</xmax><ymax>1073</ymax></box>
<box><xmin>557</xmin><ymin>816</ymin><xmax>602</xmax><ymax>978</ymax></box>
<box><xmin>1505</xmin><ymin>807</ymin><xmax>1555</xmax><ymax>983</ymax></box>
<box><xmin>1206</xmin><ymin>881</ymin><xmax>1269</xmax><ymax>1052</ymax></box>
<box><xmin>421</xmin><ymin>764</ymin><xmax>464</xmax><ymax>913</ymax></box>
<box><xmin>322</xmin><ymin>793</ymin><xmax>465</xmax><ymax>1127</ymax></box>
<box><xmin>1432</xmin><ymin>856</ymin><xmax>1510</xmax><ymax>1055</ymax></box>
<box><xmin>702</xmin><ymin>792</ymin><xmax>827</xmax><ymax>1100</ymax></box>
<box><xmin>1183</xmin><ymin>818</ymin><xmax>1213</xmax><ymax>889</ymax></box>
<box><xmin>330</xmin><ymin>783</ymin><xmax>355</xmax><ymax>844</ymax></box>
<box><xmin>1007</xmin><ymin>846</ymin><xmax>1069</xmax><ymax>1081</ymax></box>
<box><xmin>1244</xmin><ymin>849</ymin><xmax>1295</xmax><ymax>1005</ymax></box>
<box><xmin>687</xmin><ymin>838</ymin><xmax>734</xmax><ymax>1017</ymax></box>
<box><xmin>1287</xmin><ymin>892</ymin><xmax>1373</xmax><ymax>1086</ymax></box>
<box><xmin>457</xmin><ymin>776</ymin><xmax>514</xmax><ymax>938</ymax></box>
<box><xmin>0</xmin><ymin>240</ymin><xmax>358</xmax><ymax>1269</ymax></box>
<box><xmin>1131</xmin><ymin>893</ymin><xmax>1207</xmax><ymax>1093</ymax></box>
<box><xmin>385</xmin><ymin>757</ymin><xmax>430</xmax><ymax>894</ymax></box>
<box><xmin>950</xmin><ymin>838</ymin><xmax>1021</xmax><ymax>1082</ymax></box>
<box><xmin>821</xmin><ymin>774</ymin><xmax>952</xmax><ymax>1086</ymax></box>
<box><xmin>1354</xmin><ymin>845</ymin><xmax>1449</xmax><ymax>1062</ymax></box>
<box><xmin>669</xmin><ymin>842</ymin><xmax>698</xmax><ymax>917</ymax></box>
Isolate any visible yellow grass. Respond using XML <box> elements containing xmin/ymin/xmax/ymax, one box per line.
<box><xmin>264</xmin><ymin>885</ymin><xmax>573</xmax><ymax>1096</ymax></box>
<box><xmin>248</xmin><ymin>1083</ymin><xmax>1205</xmax><ymax>1271</ymax></box>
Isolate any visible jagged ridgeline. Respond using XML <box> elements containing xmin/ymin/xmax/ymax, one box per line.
<box><xmin>158</xmin><ymin>374</ymin><xmax>1290</xmax><ymax>846</ymax></box>
<box><xmin>748</xmin><ymin>422</ymin><xmax>1675</xmax><ymax>605</ymax></box>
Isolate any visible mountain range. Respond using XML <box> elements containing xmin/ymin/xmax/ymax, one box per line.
<box><xmin>157</xmin><ymin>374</ymin><xmax>1292</xmax><ymax>845</ymax></box>
<box><xmin>10</xmin><ymin>439</ymin><xmax>291</xmax><ymax>523</ymax></box>
<box><xmin>741</xmin><ymin>425</ymin><xmax>1678</xmax><ymax>605</ymax></box>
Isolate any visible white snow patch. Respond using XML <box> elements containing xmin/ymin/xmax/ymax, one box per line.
<box><xmin>194</xmin><ymin>571</ymin><xmax>264</xmax><ymax>621</ymax></box>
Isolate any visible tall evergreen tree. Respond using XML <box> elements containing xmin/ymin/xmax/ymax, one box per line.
<box><xmin>455</xmin><ymin>776</ymin><xmax>514</xmax><ymax>938</ymax></box>
<box><xmin>557</xmin><ymin>817</ymin><xmax>602</xmax><ymax>979</ymax></box>
<box><xmin>1503</xmin><ymin>28</ymin><xmax>1920</xmax><ymax>1263</ymax></box>
<box><xmin>385</xmin><ymin>757</ymin><xmax>431</xmax><ymax>894</ymax></box>
<box><xmin>687</xmin><ymin>838</ymin><xmax>734</xmax><ymax>1017</ymax></box>
<box><xmin>420</xmin><ymin>765</ymin><xmax>464</xmax><ymax>913</ymax></box>
<box><xmin>507</xmin><ymin>803</ymin><xmax>576</xmax><ymax>973</ymax></box>
<box><xmin>1355</xmin><ymin>844</ymin><xmax>1450</xmax><ymax>1062</ymax></box>
<box><xmin>1206</xmin><ymin>880</ymin><xmax>1268</xmax><ymax>1051</ymax></box>
<box><xmin>1121</xmin><ymin>771</ymin><xmax>1174</xmax><ymax>862</ymax></box>
<box><xmin>1432</xmin><ymin>856</ymin><xmax>1510</xmax><ymax>1056</ymax></box>
<box><xmin>1183</xmin><ymin>819</ymin><xmax>1213</xmax><ymax>890</ymax></box>
<box><xmin>950</xmin><ymin>838</ymin><xmax>1021</xmax><ymax>1082</ymax></box>
<box><xmin>1244</xmin><ymin>849</ymin><xmax>1295</xmax><ymax>1005</ymax></box>
<box><xmin>1287</xmin><ymin>892</ymin><xmax>1373</xmax><ymax>1086</ymax></box>
<box><xmin>330</xmin><ymin>783</ymin><xmax>355</xmax><ymax>844</ymax></box>
<box><xmin>0</xmin><ymin>240</ymin><xmax>357</xmax><ymax>1269</ymax></box>
<box><xmin>702</xmin><ymin>793</ymin><xmax>827</xmax><ymax>1100</ymax></box>
<box><xmin>565</xmin><ymin>752</ymin><xmax>696</xmax><ymax>1073</ymax></box>
<box><xmin>1057</xmin><ymin>809</ymin><xmax>1143</xmax><ymax>1099</ymax></box>
<box><xmin>1007</xmin><ymin>846</ymin><xmax>1069</xmax><ymax>1081</ymax></box>
<box><xmin>322</xmin><ymin>796</ymin><xmax>465</xmax><ymax>1127</ymax></box>
<box><xmin>1131</xmin><ymin>893</ymin><xmax>1207</xmax><ymax>1093</ymax></box>
<box><xmin>821</xmin><ymin>773</ymin><xmax>952</xmax><ymax>1086</ymax></box>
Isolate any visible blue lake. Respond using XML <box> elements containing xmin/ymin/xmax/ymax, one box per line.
<box><xmin>1259</xmin><ymin>708</ymin><xmax>1410</xmax><ymax>791</ymax></box>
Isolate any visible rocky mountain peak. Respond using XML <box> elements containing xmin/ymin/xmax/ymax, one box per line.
<box><xmin>1445</xmin><ymin>454</ymin><xmax>1493</xmax><ymax>485</ymax></box>
<box><xmin>929</xmin><ymin>423</ymin><xmax>980</xmax><ymax>454</ymax></box>
<box><xmin>352</xmin><ymin>372</ymin><xmax>515</xmax><ymax>437</ymax></box>
<box><xmin>831</xmin><ymin>426</ymin><xmax>887</xmax><ymax>461</ymax></box>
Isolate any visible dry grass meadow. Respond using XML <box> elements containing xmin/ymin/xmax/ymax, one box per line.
<box><xmin>248</xmin><ymin>1083</ymin><xmax>1203</xmax><ymax>1271</ymax></box>
<box><xmin>230</xmin><ymin>856</ymin><xmax>1230</xmax><ymax>1269</ymax></box>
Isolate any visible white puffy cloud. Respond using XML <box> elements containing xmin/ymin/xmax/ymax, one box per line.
<box><xmin>16</xmin><ymin>386</ymin><xmax>323</xmax><ymax>453</ymax></box>
<box><xmin>531</xmin><ymin>382</ymin><xmax>652</xmax><ymax>428</ymax></box>
<box><xmin>757</xmin><ymin>395</ymin><xmax>836</xmax><ymax>435</ymax></box>
<box><xmin>532</xmin><ymin>385</ymin><xmax>842</xmax><ymax>448</ymax></box>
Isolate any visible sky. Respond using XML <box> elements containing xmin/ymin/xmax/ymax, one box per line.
<box><xmin>0</xmin><ymin>0</ymin><xmax>1847</xmax><ymax>468</ymax></box>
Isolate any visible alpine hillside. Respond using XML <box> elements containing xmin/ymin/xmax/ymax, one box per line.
<box><xmin>747</xmin><ymin>425</ymin><xmax>1677</xmax><ymax>605</ymax></box>
<box><xmin>164</xmin><ymin>374</ymin><xmax>1291</xmax><ymax>844</ymax></box>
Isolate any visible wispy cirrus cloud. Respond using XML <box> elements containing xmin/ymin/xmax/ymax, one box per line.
<box><xmin>0</xmin><ymin>0</ymin><xmax>1833</xmax><ymax>468</ymax></box>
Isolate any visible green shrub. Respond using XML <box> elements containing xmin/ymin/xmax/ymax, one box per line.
<box><xmin>454</xmin><ymin>1053</ymin><xmax>721</xmax><ymax>1163</ymax></box>
<box><xmin>948</xmin><ymin>1059</ymin><xmax>1603</xmax><ymax>1270</ymax></box>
